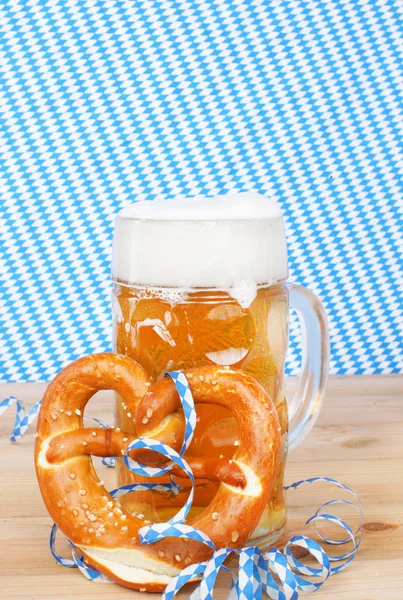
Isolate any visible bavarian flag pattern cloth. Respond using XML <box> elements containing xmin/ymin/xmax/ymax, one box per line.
<box><xmin>0</xmin><ymin>0</ymin><xmax>402</xmax><ymax>382</ymax></box>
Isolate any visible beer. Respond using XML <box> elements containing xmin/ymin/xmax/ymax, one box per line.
<box><xmin>112</xmin><ymin>193</ymin><xmax>290</xmax><ymax>545</ymax></box>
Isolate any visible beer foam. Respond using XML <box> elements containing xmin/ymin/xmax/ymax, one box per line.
<box><xmin>112</xmin><ymin>193</ymin><xmax>288</xmax><ymax>306</ymax></box>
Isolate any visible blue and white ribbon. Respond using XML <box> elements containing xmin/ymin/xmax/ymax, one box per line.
<box><xmin>50</xmin><ymin>523</ymin><xmax>112</xmax><ymax>583</ymax></box>
<box><xmin>109</xmin><ymin>481</ymin><xmax>181</xmax><ymax>499</ymax></box>
<box><xmin>0</xmin><ymin>396</ymin><xmax>41</xmax><ymax>442</ymax></box>
<box><xmin>2</xmin><ymin>372</ymin><xmax>364</xmax><ymax>598</ymax></box>
<box><xmin>162</xmin><ymin>477</ymin><xmax>363</xmax><ymax>600</ymax></box>
<box><xmin>123</xmin><ymin>371</ymin><xmax>214</xmax><ymax>550</ymax></box>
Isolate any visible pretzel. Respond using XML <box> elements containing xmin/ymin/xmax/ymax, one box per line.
<box><xmin>35</xmin><ymin>353</ymin><xmax>280</xmax><ymax>592</ymax></box>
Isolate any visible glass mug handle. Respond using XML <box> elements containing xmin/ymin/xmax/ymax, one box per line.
<box><xmin>286</xmin><ymin>282</ymin><xmax>330</xmax><ymax>451</ymax></box>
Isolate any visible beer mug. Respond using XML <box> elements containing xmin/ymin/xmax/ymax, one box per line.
<box><xmin>111</xmin><ymin>193</ymin><xmax>329</xmax><ymax>547</ymax></box>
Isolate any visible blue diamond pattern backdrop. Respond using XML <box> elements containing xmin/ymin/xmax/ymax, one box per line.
<box><xmin>0</xmin><ymin>0</ymin><xmax>402</xmax><ymax>381</ymax></box>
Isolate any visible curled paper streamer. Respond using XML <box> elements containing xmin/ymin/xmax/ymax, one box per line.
<box><xmin>2</xmin><ymin>373</ymin><xmax>363</xmax><ymax>599</ymax></box>
<box><xmin>50</xmin><ymin>523</ymin><xmax>111</xmax><ymax>583</ymax></box>
<box><xmin>0</xmin><ymin>395</ymin><xmax>42</xmax><ymax>442</ymax></box>
<box><xmin>161</xmin><ymin>477</ymin><xmax>363</xmax><ymax>600</ymax></box>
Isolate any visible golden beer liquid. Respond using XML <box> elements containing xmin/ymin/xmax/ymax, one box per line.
<box><xmin>113</xmin><ymin>281</ymin><xmax>288</xmax><ymax>545</ymax></box>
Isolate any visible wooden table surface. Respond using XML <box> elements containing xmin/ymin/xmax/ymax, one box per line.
<box><xmin>0</xmin><ymin>375</ymin><xmax>402</xmax><ymax>600</ymax></box>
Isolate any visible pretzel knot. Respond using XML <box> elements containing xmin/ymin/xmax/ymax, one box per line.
<box><xmin>35</xmin><ymin>353</ymin><xmax>281</xmax><ymax>592</ymax></box>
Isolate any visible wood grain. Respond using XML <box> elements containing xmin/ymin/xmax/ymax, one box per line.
<box><xmin>0</xmin><ymin>375</ymin><xmax>402</xmax><ymax>600</ymax></box>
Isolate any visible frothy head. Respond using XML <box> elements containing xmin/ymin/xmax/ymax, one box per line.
<box><xmin>112</xmin><ymin>193</ymin><xmax>288</xmax><ymax>305</ymax></box>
